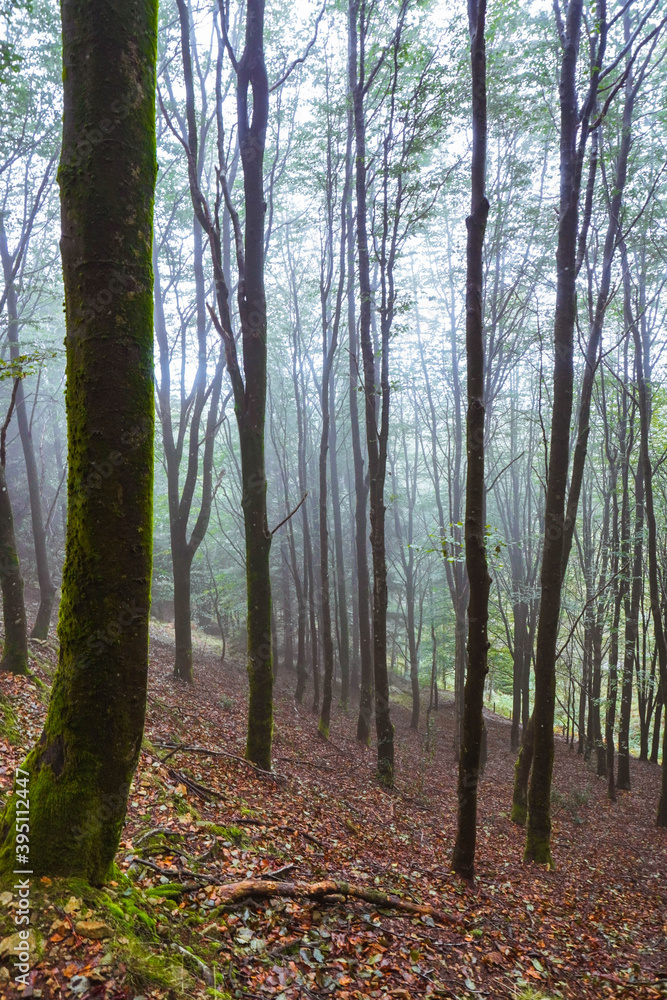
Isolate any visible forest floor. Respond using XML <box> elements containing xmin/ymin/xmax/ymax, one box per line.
<box><xmin>0</xmin><ymin>622</ymin><xmax>666</xmax><ymax>1000</ymax></box>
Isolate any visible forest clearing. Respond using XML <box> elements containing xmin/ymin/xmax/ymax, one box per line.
<box><xmin>0</xmin><ymin>621</ymin><xmax>666</xmax><ymax>1000</ymax></box>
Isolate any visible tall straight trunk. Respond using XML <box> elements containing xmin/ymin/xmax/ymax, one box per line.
<box><xmin>281</xmin><ymin>543</ymin><xmax>294</xmax><ymax>671</ymax></box>
<box><xmin>511</xmin><ymin>601</ymin><xmax>528</xmax><ymax>749</ymax></box>
<box><xmin>626</xmin><ymin>240</ymin><xmax>667</xmax><ymax>825</ymax></box>
<box><xmin>0</xmin><ymin>446</ymin><xmax>29</xmax><ymax>675</ymax></box>
<box><xmin>605</xmin><ymin>566</ymin><xmax>622</xmax><ymax>800</ymax></box>
<box><xmin>329</xmin><ymin>381</ymin><xmax>350</xmax><ymax>709</ymax></box>
<box><xmin>162</xmin><ymin>6</ymin><xmax>230</xmax><ymax>683</ymax></box>
<box><xmin>317</xmin><ymin>331</ymin><xmax>336</xmax><ymax>737</ymax></box>
<box><xmin>451</xmin><ymin>0</ymin><xmax>489</xmax><ymax>879</ymax></box>
<box><xmin>291</xmin><ymin>281</ymin><xmax>310</xmax><ymax>704</ymax></box>
<box><xmin>579</xmin><ymin>592</ymin><xmax>591</xmax><ymax>756</ymax></box>
<box><xmin>0</xmin><ymin>218</ymin><xmax>56</xmax><ymax>640</ymax></box>
<box><xmin>347</xmin><ymin>23</ymin><xmax>372</xmax><ymax>745</ymax></box>
<box><xmin>350</xmin><ymin>513</ymin><xmax>360</xmax><ymax>694</ymax></box>
<box><xmin>306</xmin><ymin>506</ymin><xmax>320</xmax><ymax>711</ymax></box>
<box><xmin>317</xmin><ymin>127</ymin><xmax>351</xmax><ymax>738</ymax></box>
<box><xmin>179</xmin><ymin>0</ymin><xmax>272</xmax><ymax>765</ymax></box>
<box><xmin>0</xmin><ymin>0</ymin><xmax>157</xmax><ymax>881</ymax></box>
<box><xmin>350</xmin><ymin>0</ymin><xmax>394</xmax><ymax>780</ymax></box>
<box><xmin>391</xmin><ymin>428</ymin><xmax>420</xmax><ymax>729</ymax></box>
<box><xmin>617</xmin><ymin>456</ymin><xmax>642</xmax><ymax>790</ymax></box>
<box><xmin>271</xmin><ymin>605</ymin><xmax>279</xmax><ymax>675</ymax></box>
<box><xmin>591</xmin><ymin>609</ymin><xmax>605</xmax><ymax>776</ymax></box>
<box><xmin>234</xmin><ymin>4</ymin><xmax>272</xmax><ymax>767</ymax></box>
<box><xmin>415</xmin><ymin>278</ymin><xmax>466</xmax><ymax>756</ymax></box>
<box><xmin>525</xmin><ymin>0</ymin><xmax>598</xmax><ymax>866</ymax></box>
<box><xmin>590</xmin><ymin>486</ymin><xmax>610</xmax><ymax>777</ymax></box>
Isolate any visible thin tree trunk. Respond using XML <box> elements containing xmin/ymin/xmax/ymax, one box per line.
<box><xmin>525</xmin><ymin>0</ymin><xmax>598</xmax><ymax>866</ymax></box>
<box><xmin>0</xmin><ymin>389</ymin><xmax>29</xmax><ymax>675</ymax></box>
<box><xmin>0</xmin><ymin>218</ymin><xmax>56</xmax><ymax>640</ymax></box>
<box><xmin>350</xmin><ymin>0</ymin><xmax>395</xmax><ymax>780</ymax></box>
<box><xmin>617</xmin><ymin>456</ymin><xmax>642</xmax><ymax>791</ymax></box>
<box><xmin>347</xmin><ymin>12</ymin><xmax>372</xmax><ymax>746</ymax></box>
<box><xmin>329</xmin><ymin>383</ymin><xmax>350</xmax><ymax>710</ymax></box>
<box><xmin>625</xmin><ymin>238</ymin><xmax>667</xmax><ymax>825</ymax></box>
<box><xmin>451</xmin><ymin>0</ymin><xmax>489</xmax><ymax>880</ymax></box>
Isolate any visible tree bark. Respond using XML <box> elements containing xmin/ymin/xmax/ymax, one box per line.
<box><xmin>350</xmin><ymin>0</ymin><xmax>395</xmax><ymax>781</ymax></box>
<box><xmin>525</xmin><ymin>0</ymin><xmax>597</xmax><ymax>866</ymax></box>
<box><xmin>235</xmin><ymin>1</ymin><xmax>272</xmax><ymax>768</ymax></box>
<box><xmin>0</xmin><ymin>454</ymin><xmax>29</xmax><ymax>675</ymax></box>
<box><xmin>0</xmin><ymin>0</ymin><xmax>157</xmax><ymax>881</ymax></box>
<box><xmin>617</xmin><ymin>456</ymin><xmax>642</xmax><ymax>791</ymax></box>
<box><xmin>451</xmin><ymin>0</ymin><xmax>489</xmax><ymax>880</ymax></box>
<box><xmin>347</xmin><ymin>6</ymin><xmax>372</xmax><ymax>746</ymax></box>
<box><xmin>625</xmin><ymin>238</ymin><xmax>667</xmax><ymax>825</ymax></box>
<box><xmin>329</xmin><ymin>378</ymin><xmax>350</xmax><ymax>710</ymax></box>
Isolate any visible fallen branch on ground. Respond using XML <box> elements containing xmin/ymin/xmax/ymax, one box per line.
<box><xmin>211</xmin><ymin>878</ymin><xmax>464</xmax><ymax>926</ymax></box>
<box><xmin>167</xmin><ymin>766</ymin><xmax>224</xmax><ymax>801</ymax></box>
<box><xmin>155</xmin><ymin>742</ymin><xmax>286</xmax><ymax>781</ymax></box>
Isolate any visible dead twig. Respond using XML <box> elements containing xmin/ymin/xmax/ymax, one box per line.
<box><xmin>168</xmin><ymin>767</ymin><xmax>224</xmax><ymax>802</ymax></box>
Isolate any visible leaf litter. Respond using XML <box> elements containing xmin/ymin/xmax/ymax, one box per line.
<box><xmin>0</xmin><ymin>624</ymin><xmax>665</xmax><ymax>999</ymax></box>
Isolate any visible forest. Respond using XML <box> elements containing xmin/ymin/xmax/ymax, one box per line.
<box><xmin>0</xmin><ymin>0</ymin><xmax>666</xmax><ymax>997</ymax></box>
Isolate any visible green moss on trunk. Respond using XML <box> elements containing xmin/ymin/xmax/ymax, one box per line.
<box><xmin>511</xmin><ymin>714</ymin><xmax>534</xmax><ymax>826</ymax></box>
<box><xmin>0</xmin><ymin>0</ymin><xmax>157</xmax><ymax>884</ymax></box>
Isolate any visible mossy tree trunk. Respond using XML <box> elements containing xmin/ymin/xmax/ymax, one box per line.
<box><xmin>0</xmin><ymin>0</ymin><xmax>157</xmax><ymax>883</ymax></box>
<box><xmin>451</xmin><ymin>0</ymin><xmax>490</xmax><ymax>881</ymax></box>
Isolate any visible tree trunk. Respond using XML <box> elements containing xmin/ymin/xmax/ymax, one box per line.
<box><xmin>511</xmin><ymin>713</ymin><xmax>534</xmax><ymax>826</ymax></box>
<box><xmin>525</xmin><ymin>0</ymin><xmax>593</xmax><ymax>866</ymax></box>
<box><xmin>0</xmin><ymin>460</ymin><xmax>29</xmax><ymax>675</ymax></box>
<box><xmin>625</xmin><ymin>238</ymin><xmax>667</xmax><ymax>825</ymax></box>
<box><xmin>650</xmin><ymin>686</ymin><xmax>662</xmax><ymax>764</ymax></box>
<box><xmin>0</xmin><ymin>0</ymin><xmax>157</xmax><ymax>882</ymax></box>
<box><xmin>329</xmin><ymin>381</ymin><xmax>350</xmax><ymax>710</ymax></box>
<box><xmin>510</xmin><ymin>601</ymin><xmax>527</xmax><ymax>749</ymax></box>
<box><xmin>350</xmin><ymin>0</ymin><xmax>394</xmax><ymax>780</ymax></box>
<box><xmin>347</xmin><ymin>20</ymin><xmax>372</xmax><ymax>746</ymax></box>
<box><xmin>617</xmin><ymin>456</ymin><xmax>642</xmax><ymax>791</ymax></box>
<box><xmin>172</xmin><ymin>546</ymin><xmax>194</xmax><ymax>682</ymax></box>
<box><xmin>451</xmin><ymin>0</ymin><xmax>489</xmax><ymax>880</ymax></box>
<box><xmin>0</xmin><ymin>218</ymin><xmax>56</xmax><ymax>640</ymax></box>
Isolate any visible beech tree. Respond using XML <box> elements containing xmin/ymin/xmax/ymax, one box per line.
<box><xmin>0</xmin><ymin>0</ymin><xmax>157</xmax><ymax>881</ymax></box>
<box><xmin>451</xmin><ymin>0</ymin><xmax>489</xmax><ymax>881</ymax></box>
<box><xmin>0</xmin><ymin>377</ymin><xmax>28</xmax><ymax>674</ymax></box>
